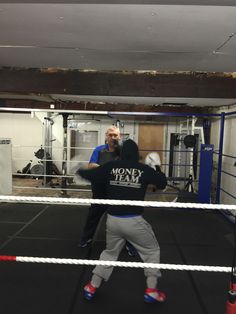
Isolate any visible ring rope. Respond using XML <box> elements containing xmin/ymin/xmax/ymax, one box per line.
<box><xmin>0</xmin><ymin>195</ymin><xmax>236</xmax><ymax>212</ymax></box>
<box><xmin>0</xmin><ymin>197</ymin><xmax>233</xmax><ymax>274</ymax></box>
<box><xmin>0</xmin><ymin>255</ymin><xmax>231</xmax><ymax>273</ymax></box>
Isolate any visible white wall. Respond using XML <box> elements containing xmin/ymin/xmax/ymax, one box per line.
<box><xmin>211</xmin><ymin>105</ymin><xmax>236</xmax><ymax>205</ymax></box>
<box><xmin>0</xmin><ymin>112</ymin><xmax>138</xmax><ymax>179</ymax></box>
<box><xmin>0</xmin><ymin>112</ymin><xmax>65</xmax><ymax>175</ymax></box>
<box><xmin>0</xmin><ymin>113</ymin><xmax>43</xmax><ymax>173</ymax></box>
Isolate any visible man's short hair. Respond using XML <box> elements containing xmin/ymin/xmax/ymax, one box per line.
<box><xmin>106</xmin><ymin>125</ymin><xmax>120</xmax><ymax>136</ymax></box>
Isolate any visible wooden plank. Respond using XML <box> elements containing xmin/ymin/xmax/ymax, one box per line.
<box><xmin>138</xmin><ymin>123</ymin><xmax>164</xmax><ymax>164</ymax></box>
<box><xmin>1</xmin><ymin>68</ymin><xmax>236</xmax><ymax>99</ymax></box>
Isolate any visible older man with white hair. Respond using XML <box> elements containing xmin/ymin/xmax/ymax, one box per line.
<box><xmin>79</xmin><ymin>126</ymin><xmax>137</xmax><ymax>257</ymax></box>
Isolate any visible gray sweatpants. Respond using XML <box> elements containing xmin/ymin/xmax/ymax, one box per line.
<box><xmin>93</xmin><ymin>214</ymin><xmax>161</xmax><ymax>282</ymax></box>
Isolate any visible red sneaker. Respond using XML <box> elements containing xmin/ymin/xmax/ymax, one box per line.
<box><xmin>144</xmin><ymin>288</ymin><xmax>166</xmax><ymax>303</ymax></box>
<box><xmin>84</xmin><ymin>282</ymin><xmax>96</xmax><ymax>300</ymax></box>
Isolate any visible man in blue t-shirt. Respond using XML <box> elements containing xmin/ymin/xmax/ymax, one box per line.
<box><xmin>89</xmin><ymin>129</ymin><xmax>120</xmax><ymax>168</ymax></box>
<box><xmin>79</xmin><ymin>126</ymin><xmax>138</xmax><ymax>257</ymax></box>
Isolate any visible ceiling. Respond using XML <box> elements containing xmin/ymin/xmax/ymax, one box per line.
<box><xmin>1</xmin><ymin>0</ymin><xmax>236</xmax><ymax>108</ymax></box>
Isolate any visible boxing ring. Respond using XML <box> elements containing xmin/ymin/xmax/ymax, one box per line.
<box><xmin>0</xmin><ymin>196</ymin><xmax>236</xmax><ymax>314</ymax></box>
<box><xmin>1</xmin><ymin>108</ymin><xmax>236</xmax><ymax>313</ymax></box>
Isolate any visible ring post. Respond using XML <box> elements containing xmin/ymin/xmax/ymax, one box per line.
<box><xmin>216</xmin><ymin>112</ymin><xmax>225</xmax><ymax>203</ymax></box>
<box><xmin>198</xmin><ymin>144</ymin><xmax>214</xmax><ymax>203</ymax></box>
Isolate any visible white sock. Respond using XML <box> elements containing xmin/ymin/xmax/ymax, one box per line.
<box><xmin>146</xmin><ymin>276</ymin><xmax>157</xmax><ymax>289</ymax></box>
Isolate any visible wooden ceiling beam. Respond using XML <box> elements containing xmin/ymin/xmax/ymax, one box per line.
<box><xmin>1</xmin><ymin>67</ymin><xmax>236</xmax><ymax>99</ymax></box>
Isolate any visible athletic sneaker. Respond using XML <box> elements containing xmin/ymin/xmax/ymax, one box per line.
<box><xmin>144</xmin><ymin>288</ymin><xmax>166</xmax><ymax>303</ymax></box>
<box><xmin>79</xmin><ymin>238</ymin><xmax>92</xmax><ymax>248</ymax></box>
<box><xmin>126</xmin><ymin>243</ymin><xmax>138</xmax><ymax>257</ymax></box>
<box><xmin>84</xmin><ymin>282</ymin><xmax>97</xmax><ymax>300</ymax></box>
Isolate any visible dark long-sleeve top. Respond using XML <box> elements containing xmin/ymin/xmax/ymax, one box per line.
<box><xmin>77</xmin><ymin>160</ymin><xmax>167</xmax><ymax>216</ymax></box>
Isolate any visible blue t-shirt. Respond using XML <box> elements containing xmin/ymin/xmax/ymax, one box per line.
<box><xmin>89</xmin><ymin>144</ymin><xmax>109</xmax><ymax>163</ymax></box>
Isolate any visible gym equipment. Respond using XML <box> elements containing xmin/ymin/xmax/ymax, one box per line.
<box><xmin>30</xmin><ymin>164</ymin><xmax>44</xmax><ymax>179</ymax></box>
<box><xmin>17</xmin><ymin>146</ymin><xmax>60</xmax><ymax>183</ymax></box>
<box><xmin>183</xmin><ymin>135</ymin><xmax>197</xmax><ymax>148</ymax></box>
<box><xmin>20</xmin><ymin>160</ymin><xmax>32</xmax><ymax>177</ymax></box>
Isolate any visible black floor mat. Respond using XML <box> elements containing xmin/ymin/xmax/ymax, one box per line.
<box><xmin>0</xmin><ymin>203</ymin><xmax>234</xmax><ymax>314</ymax></box>
<box><xmin>0</xmin><ymin>262</ymin><xmax>82</xmax><ymax>314</ymax></box>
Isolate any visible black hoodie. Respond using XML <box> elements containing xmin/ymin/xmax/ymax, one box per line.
<box><xmin>77</xmin><ymin>139</ymin><xmax>167</xmax><ymax>216</ymax></box>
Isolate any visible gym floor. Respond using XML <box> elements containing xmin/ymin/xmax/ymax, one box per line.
<box><xmin>0</xmin><ymin>196</ymin><xmax>234</xmax><ymax>314</ymax></box>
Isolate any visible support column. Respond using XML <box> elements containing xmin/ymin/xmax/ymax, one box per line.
<box><xmin>198</xmin><ymin>144</ymin><xmax>214</xmax><ymax>203</ymax></box>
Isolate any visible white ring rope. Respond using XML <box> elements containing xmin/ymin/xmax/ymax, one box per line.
<box><xmin>0</xmin><ymin>196</ymin><xmax>234</xmax><ymax>274</ymax></box>
<box><xmin>0</xmin><ymin>256</ymin><xmax>231</xmax><ymax>273</ymax></box>
<box><xmin>0</xmin><ymin>195</ymin><xmax>236</xmax><ymax>212</ymax></box>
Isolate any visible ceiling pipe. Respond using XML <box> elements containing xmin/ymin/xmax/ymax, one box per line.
<box><xmin>0</xmin><ymin>107</ymin><xmax>221</xmax><ymax>117</ymax></box>
<box><xmin>0</xmin><ymin>107</ymin><xmax>108</xmax><ymax>115</ymax></box>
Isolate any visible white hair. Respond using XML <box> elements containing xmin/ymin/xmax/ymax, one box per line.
<box><xmin>106</xmin><ymin>125</ymin><xmax>120</xmax><ymax>135</ymax></box>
